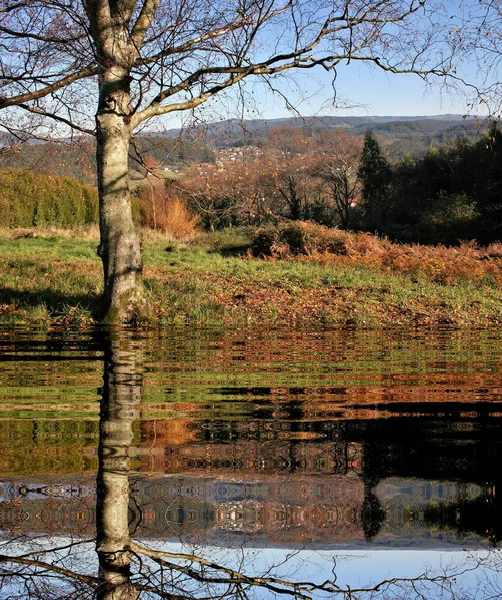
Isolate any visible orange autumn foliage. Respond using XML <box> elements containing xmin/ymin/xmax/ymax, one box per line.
<box><xmin>139</xmin><ymin>177</ymin><xmax>200</xmax><ymax>242</ymax></box>
<box><xmin>252</xmin><ymin>221</ymin><xmax>502</xmax><ymax>286</ymax></box>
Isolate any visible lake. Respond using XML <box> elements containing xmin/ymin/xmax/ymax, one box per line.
<box><xmin>0</xmin><ymin>326</ymin><xmax>501</xmax><ymax>599</ymax></box>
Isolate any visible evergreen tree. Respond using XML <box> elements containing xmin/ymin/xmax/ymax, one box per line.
<box><xmin>477</xmin><ymin>121</ymin><xmax>502</xmax><ymax>243</ymax></box>
<box><xmin>358</xmin><ymin>131</ymin><xmax>393</xmax><ymax>234</ymax></box>
<box><xmin>388</xmin><ymin>123</ymin><xmax>501</xmax><ymax>245</ymax></box>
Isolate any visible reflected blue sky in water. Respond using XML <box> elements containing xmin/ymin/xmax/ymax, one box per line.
<box><xmin>1</xmin><ymin>326</ymin><xmax>501</xmax><ymax>597</ymax></box>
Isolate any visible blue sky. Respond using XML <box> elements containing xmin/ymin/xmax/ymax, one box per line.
<box><xmin>189</xmin><ymin>0</ymin><xmax>498</xmax><ymax>123</ymax></box>
<box><xmin>259</xmin><ymin>66</ymin><xmax>467</xmax><ymax>118</ymax></box>
<box><xmin>186</xmin><ymin>52</ymin><xmax>486</xmax><ymax>127</ymax></box>
<box><xmin>189</xmin><ymin>65</ymin><xmax>475</xmax><ymax>126</ymax></box>
<box><xmin>154</xmin><ymin>0</ymin><xmax>499</xmax><ymax>130</ymax></box>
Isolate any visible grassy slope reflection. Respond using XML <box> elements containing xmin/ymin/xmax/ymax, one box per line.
<box><xmin>0</xmin><ymin>330</ymin><xmax>101</xmax><ymax>476</ymax></box>
<box><xmin>0</xmin><ymin>328</ymin><xmax>501</xmax><ymax>547</ymax></box>
<box><xmin>1</xmin><ymin>331</ymin><xmax>501</xmax><ymax>600</ymax></box>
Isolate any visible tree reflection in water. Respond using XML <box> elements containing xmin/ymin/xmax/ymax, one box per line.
<box><xmin>0</xmin><ymin>332</ymin><xmax>501</xmax><ymax>599</ymax></box>
<box><xmin>96</xmin><ymin>332</ymin><xmax>141</xmax><ymax>599</ymax></box>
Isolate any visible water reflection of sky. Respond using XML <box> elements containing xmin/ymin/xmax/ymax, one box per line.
<box><xmin>147</xmin><ymin>544</ymin><xmax>500</xmax><ymax>595</ymax></box>
<box><xmin>4</xmin><ymin>538</ymin><xmax>499</xmax><ymax>599</ymax></box>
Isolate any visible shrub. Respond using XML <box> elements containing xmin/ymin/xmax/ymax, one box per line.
<box><xmin>138</xmin><ymin>178</ymin><xmax>200</xmax><ymax>242</ymax></box>
<box><xmin>251</xmin><ymin>227</ymin><xmax>280</xmax><ymax>256</ymax></box>
<box><xmin>157</xmin><ymin>197</ymin><xmax>200</xmax><ymax>242</ymax></box>
<box><xmin>280</xmin><ymin>223</ymin><xmax>311</xmax><ymax>254</ymax></box>
<box><xmin>418</xmin><ymin>192</ymin><xmax>479</xmax><ymax>245</ymax></box>
<box><xmin>0</xmin><ymin>169</ymin><xmax>98</xmax><ymax>228</ymax></box>
<box><xmin>251</xmin><ymin>221</ymin><xmax>348</xmax><ymax>257</ymax></box>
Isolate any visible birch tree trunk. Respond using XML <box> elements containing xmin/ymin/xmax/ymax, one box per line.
<box><xmin>96</xmin><ymin>78</ymin><xmax>147</xmax><ymax>323</ymax></box>
<box><xmin>95</xmin><ymin>68</ymin><xmax>149</xmax><ymax>323</ymax></box>
<box><xmin>83</xmin><ymin>0</ymin><xmax>153</xmax><ymax>324</ymax></box>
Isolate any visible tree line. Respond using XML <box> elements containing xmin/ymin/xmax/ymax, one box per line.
<box><xmin>145</xmin><ymin>123</ymin><xmax>501</xmax><ymax>246</ymax></box>
<box><xmin>3</xmin><ymin>122</ymin><xmax>501</xmax><ymax>248</ymax></box>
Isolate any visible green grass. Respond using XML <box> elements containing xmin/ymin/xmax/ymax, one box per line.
<box><xmin>1</xmin><ymin>229</ymin><xmax>502</xmax><ymax>328</ymax></box>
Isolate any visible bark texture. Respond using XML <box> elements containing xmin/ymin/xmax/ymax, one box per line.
<box><xmin>96</xmin><ymin>101</ymin><xmax>147</xmax><ymax>323</ymax></box>
<box><xmin>85</xmin><ymin>1</ymin><xmax>152</xmax><ymax>323</ymax></box>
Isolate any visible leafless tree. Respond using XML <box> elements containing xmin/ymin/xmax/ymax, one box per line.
<box><xmin>266</xmin><ymin>126</ymin><xmax>316</xmax><ymax>221</ymax></box>
<box><xmin>0</xmin><ymin>0</ymin><xmax>462</xmax><ymax>322</ymax></box>
<box><xmin>318</xmin><ymin>130</ymin><xmax>363</xmax><ymax>230</ymax></box>
<box><xmin>449</xmin><ymin>0</ymin><xmax>502</xmax><ymax>118</ymax></box>
<box><xmin>2</xmin><ymin>532</ymin><xmax>502</xmax><ymax>599</ymax></box>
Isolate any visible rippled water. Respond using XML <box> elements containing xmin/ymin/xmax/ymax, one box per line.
<box><xmin>0</xmin><ymin>326</ymin><xmax>501</xmax><ymax>598</ymax></box>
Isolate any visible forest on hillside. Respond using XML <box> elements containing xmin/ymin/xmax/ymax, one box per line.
<box><xmin>148</xmin><ymin>123</ymin><xmax>501</xmax><ymax>246</ymax></box>
<box><xmin>0</xmin><ymin>116</ymin><xmax>485</xmax><ymax>182</ymax></box>
<box><xmin>1</xmin><ymin>118</ymin><xmax>500</xmax><ymax>247</ymax></box>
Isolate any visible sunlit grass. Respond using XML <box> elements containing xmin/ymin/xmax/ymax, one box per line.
<box><xmin>1</xmin><ymin>227</ymin><xmax>501</xmax><ymax>328</ymax></box>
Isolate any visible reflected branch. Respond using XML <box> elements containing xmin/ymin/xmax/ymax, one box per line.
<box><xmin>1</xmin><ymin>331</ymin><xmax>502</xmax><ymax>599</ymax></box>
<box><xmin>0</xmin><ymin>554</ymin><xmax>99</xmax><ymax>586</ymax></box>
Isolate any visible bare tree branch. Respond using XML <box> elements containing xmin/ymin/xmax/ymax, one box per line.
<box><xmin>0</xmin><ymin>66</ymin><xmax>97</xmax><ymax>109</ymax></box>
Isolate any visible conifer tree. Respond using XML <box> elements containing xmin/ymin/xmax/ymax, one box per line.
<box><xmin>358</xmin><ymin>131</ymin><xmax>393</xmax><ymax>234</ymax></box>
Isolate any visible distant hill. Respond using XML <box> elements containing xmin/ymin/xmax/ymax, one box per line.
<box><xmin>160</xmin><ymin>114</ymin><xmax>486</xmax><ymax>154</ymax></box>
<box><xmin>0</xmin><ymin>115</ymin><xmax>489</xmax><ymax>181</ymax></box>
<box><xmin>0</xmin><ymin>135</ymin><xmax>216</xmax><ymax>184</ymax></box>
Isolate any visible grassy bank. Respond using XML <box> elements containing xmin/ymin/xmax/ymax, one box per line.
<box><xmin>1</xmin><ymin>226</ymin><xmax>501</xmax><ymax>328</ymax></box>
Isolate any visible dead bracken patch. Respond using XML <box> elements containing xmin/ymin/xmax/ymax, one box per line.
<box><xmin>252</xmin><ymin>222</ymin><xmax>502</xmax><ymax>286</ymax></box>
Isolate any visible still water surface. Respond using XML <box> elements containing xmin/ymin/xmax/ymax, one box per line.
<box><xmin>0</xmin><ymin>326</ymin><xmax>501</xmax><ymax>598</ymax></box>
